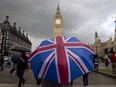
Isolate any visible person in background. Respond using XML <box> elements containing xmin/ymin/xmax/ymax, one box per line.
<box><xmin>104</xmin><ymin>58</ymin><xmax>109</xmax><ymax>67</ymax></box>
<box><xmin>109</xmin><ymin>51</ymin><xmax>116</xmax><ymax>74</ymax></box>
<box><xmin>35</xmin><ymin>77</ymin><xmax>41</xmax><ymax>85</ymax></box>
<box><xmin>17</xmin><ymin>51</ymin><xmax>28</xmax><ymax>87</ymax></box>
<box><xmin>83</xmin><ymin>73</ymin><xmax>89</xmax><ymax>87</ymax></box>
<box><xmin>6</xmin><ymin>56</ymin><xmax>12</xmax><ymax>68</ymax></box>
<box><xmin>0</xmin><ymin>54</ymin><xmax>4</xmax><ymax>71</ymax></box>
<box><xmin>70</xmin><ymin>80</ymin><xmax>73</xmax><ymax>86</ymax></box>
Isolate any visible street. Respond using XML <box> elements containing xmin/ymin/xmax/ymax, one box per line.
<box><xmin>0</xmin><ymin>67</ymin><xmax>116</xmax><ymax>86</ymax></box>
<box><xmin>74</xmin><ymin>72</ymin><xmax>116</xmax><ymax>85</ymax></box>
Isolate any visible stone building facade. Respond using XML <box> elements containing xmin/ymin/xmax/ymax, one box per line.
<box><xmin>0</xmin><ymin>16</ymin><xmax>32</xmax><ymax>56</ymax></box>
<box><xmin>93</xmin><ymin>21</ymin><xmax>116</xmax><ymax>56</ymax></box>
<box><xmin>53</xmin><ymin>5</ymin><xmax>116</xmax><ymax>57</ymax></box>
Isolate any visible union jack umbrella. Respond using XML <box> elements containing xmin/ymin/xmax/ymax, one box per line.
<box><xmin>29</xmin><ymin>36</ymin><xmax>94</xmax><ymax>84</ymax></box>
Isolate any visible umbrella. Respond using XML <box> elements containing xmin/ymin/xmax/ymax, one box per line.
<box><xmin>11</xmin><ymin>53</ymin><xmax>20</xmax><ymax>64</ymax></box>
<box><xmin>11</xmin><ymin>46</ymin><xmax>30</xmax><ymax>52</ymax></box>
<box><xmin>29</xmin><ymin>36</ymin><xmax>94</xmax><ymax>84</ymax></box>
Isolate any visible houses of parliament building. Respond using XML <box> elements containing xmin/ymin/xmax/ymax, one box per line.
<box><xmin>93</xmin><ymin>21</ymin><xmax>116</xmax><ymax>56</ymax></box>
<box><xmin>0</xmin><ymin>5</ymin><xmax>115</xmax><ymax>56</ymax></box>
<box><xmin>53</xmin><ymin>5</ymin><xmax>116</xmax><ymax>56</ymax></box>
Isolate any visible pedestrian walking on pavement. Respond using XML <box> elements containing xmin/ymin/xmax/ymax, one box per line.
<box><xmin>83</xmin><ymin>73</ymin><xmax>89</xmax><ymax>87</ymax></box>
<box><xmin>35</xmin><ymin>77</ymin><xmax>41</xmax><ymax>85</ymax></box>
<box><xmin>6</xmin><ymin>56</ymin><xmax>12</xmax><ymax>68</ymax></box>
<box><xmin>70</xmin><ymin>80</ymin><xmax>73</xmax><ymax>86</ymax></box>
<box><xmin>109</xmin><ymin>51</ymin><xmax>116</xmax><ymax>74</ymax></box>
<box><xmin>17</xmin><ymin>51</ymin><xmax>28</xmax><ymax>87</ymax></box>
<box><xmin>104</xmin><ymin>58</ymin><xmax>109</xmax><ymax>67</ymax></box>
<box><xmin>0</xmin><ymin>54</ymin><xmax>4</xmax><ymax>71</ymax></box>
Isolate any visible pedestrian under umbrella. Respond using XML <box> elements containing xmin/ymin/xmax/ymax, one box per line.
<box><xmin>29</xmin><ymin>36</ymin><xmax>94</xmax><ymax>86</ymax></box>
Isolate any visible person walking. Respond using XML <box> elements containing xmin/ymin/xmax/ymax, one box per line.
<box><xmin>109</xmin><ymin>51</ymin><xmax>116</xmax><ymax>74</ymax></box>
<box><xmin>83</xmin><ymin>73</ymin><xmax>89</xmax><ymax>87</ymax></box>
<box><xmin>17</xmin><ymin>51</ymin><xmax>28</xmax><ymax>87</ymax></box>
<box><xmin>6</xmin><ymin>56</ymin><xmax>12</xmax><ymax>68</ymax></box>
<box><xmin>0</xmin><ymin>54</ymin><xmax>4</xmax><ymax>71</ymax></box>
<box><xmin>104</xmin><ymin>58</ymin><xmax>109</xmax><ymax>67</ymax></box>
<box><xmin>35</xmin><ymin>77</ymin><xmax>41</xmax><ymax>85</ymax></box>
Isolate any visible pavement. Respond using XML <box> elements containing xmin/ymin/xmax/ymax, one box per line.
<box><xmin>96</xmin><ymin>70</ymin><xmax>116</xmax><ymax>79</ymax></box>
<box><xmin>95</xmin><ymin>63</ymin><xmax>116</xmax><ymax>79</ymax></box>
<box><xmin>0</xmin><ymin>84</ymin><xmax>116</xmax><ymax>87</ymax></box>
<box><xmin>0</xmin><ymin>63</ymin><xmax>116</xmax><ymax>87</ymax></box>
<box><xmin>0</xmin><ymin>71</ymin><xmax>115</xmax><ymax>87</ymax></box>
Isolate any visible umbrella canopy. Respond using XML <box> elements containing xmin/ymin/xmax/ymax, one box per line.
<box><xmin>11</xmin><ymin>53</ymin><xmax>20</xmax><ymax>64</ymax></box>
<box><xmin>11</xmin><ymin>46</ymin><xmax>30</xmax><ymax>52</ymax></box>
<box><xmin>29</xmin><ymin>36</ymin><xmax>94</xmax><ymax>84</ymax></box>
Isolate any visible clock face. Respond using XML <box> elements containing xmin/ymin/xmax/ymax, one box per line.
<box><xmin>56</xmin><ymin>19</ymin><xmax>61</xmax><ymax>24</ymax></box>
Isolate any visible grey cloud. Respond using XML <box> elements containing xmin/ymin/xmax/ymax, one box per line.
<box><xmin>0</xmin><ymin>0</ymin><xmax>116</xmax><ymax>49</ymax></box>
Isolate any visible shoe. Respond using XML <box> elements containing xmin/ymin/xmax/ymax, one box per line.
<box><xmin>22</xmin><ymin>79</ymin><xmax>25</xmax><ymax>85</ymax></box>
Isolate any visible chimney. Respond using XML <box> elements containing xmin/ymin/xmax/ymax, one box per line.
<box><xmin>13</xmin><ymin>22</ymin><xmax>16</xmax><ymax>28</ymax></box>
<box><xmin>26</xmin><ymin>34</ymin><xmax>28</xmax><ymax>37</ymax></box>
<box><xmin>23</xmin><ymin>30</ymin><xmax>24</xmax><ymax>34</ymax></box>
<box><xmin>3</xmin><ymin>16</ymin><xmax>10</xmax><ymax>24</ymax></box>
<box><xmin>6</xmin><ymin>16</ymin><xmax>9</xmax><ymax>21</ymax></box>
<box><xmin>19</xmin><ymin>27</ymin><xmax>21</xmax><ymax>31</ymax></box>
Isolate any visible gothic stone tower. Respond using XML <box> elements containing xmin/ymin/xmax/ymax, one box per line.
<box><xmin>53</xmin><ymin>5</ymin><xmax>63</xmax><ymax>37</ymax></box>
<box><xmin>94</xmin><ymin>31</ymin><xmax>101</xmax><ymax>55</ymax></box>
<box><xmin>113</xmin><ymin>21</ymin><xmax>116</xmax><ymax>52</ymax></box>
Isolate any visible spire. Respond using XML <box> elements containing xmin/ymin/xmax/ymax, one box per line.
<box><xmin>114</xmin><ymin>21</ymin><xmax>116</xmax><ymax>40</ymax></box>
<box><xmin>95</xmin><ymin>31</ymin><xmax>98</xmax><ymax>38</ymax></box>
<box><xmin>55</xmin><ymin>4</ymin><xmax>62</xmax><ymax>18</ymax></box>
<box><xmin>114</xmin><ymin>20</ymin><xmax>116</xmax><ymax>30</ymax></box>
<box><xmin>57</xmin><ymin>3</ymin><xmax>60</xmax><ymax>12</ymax></box>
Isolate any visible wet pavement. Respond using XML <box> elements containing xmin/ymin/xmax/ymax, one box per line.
<box><xmin>0</xmin><ymin>84</ymin><xmax>116</xmax><ymax>87</ymax></box>
<box><xmin>0</xmin><ymin>68</ymin><xmax>116</xmax><ymax>87</ymax></box>
<box><xmin>74</xmin><ymin>71</ymin><xmax>116</xmax><ymax>85</ymax></box>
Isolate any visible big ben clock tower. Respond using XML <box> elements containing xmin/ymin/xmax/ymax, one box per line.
<box><xmin>53</xmin><ymin>5</ymin><xmax>63</xmax><ymax>37</ymax></box>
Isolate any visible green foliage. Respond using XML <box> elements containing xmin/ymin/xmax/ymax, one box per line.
<box><xmin>98</xmin><ymin>55</ymin><xmax>105</xmax><ymax>62</ymax></box>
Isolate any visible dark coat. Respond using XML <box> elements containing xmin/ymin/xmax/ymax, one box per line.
<box><xmin>17</xmin><ymin>55</ymin><xmax>28</xmax><ymax>70</ymax></box>
<box><xmin>110</xmin><ymin>53</ymin><xmax>116</xmax><ymax>63</ymax></box>
<box><xmin>0</xmin><ymin>55</ymin><xmax>4</xmax><ymax>64</ymax></box>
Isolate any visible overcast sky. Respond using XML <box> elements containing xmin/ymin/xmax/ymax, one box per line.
<box><xmin>0</xmin><ymin>0</ymin><xmax>116</xmax><ymax>51</ymax></box>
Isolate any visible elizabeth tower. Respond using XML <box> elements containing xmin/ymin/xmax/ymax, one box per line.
<box><xmin>53</xmin><ymin>5</ymin><xmax>63</xmax><ymax>37</ymax></box>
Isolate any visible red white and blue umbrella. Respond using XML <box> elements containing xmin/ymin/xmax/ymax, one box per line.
<box><xmin>29</xmin><ymin>36</ymin><xmax>94</xmax><ymax>84</ymax></box>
